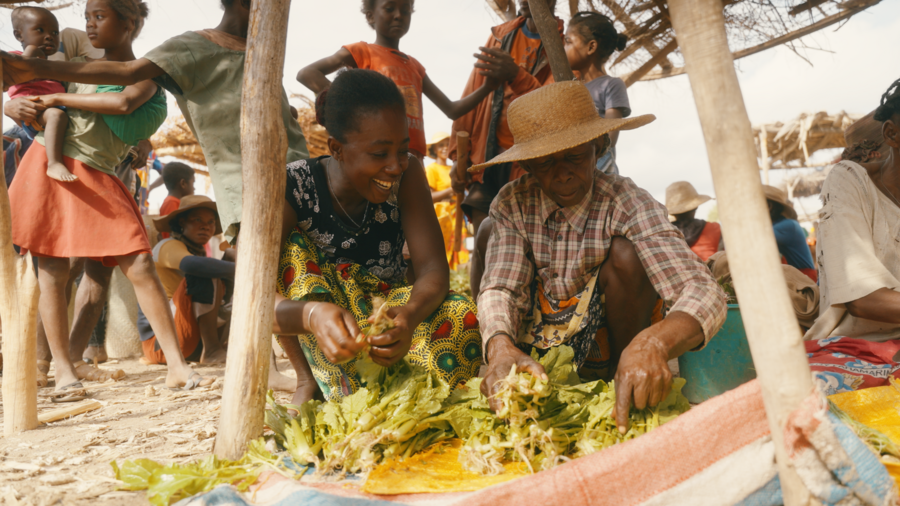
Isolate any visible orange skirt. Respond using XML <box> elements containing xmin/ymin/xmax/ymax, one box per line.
<box><xmin>9</xmin><ymin>142</ymin><xmax>150</xmax><ymax>266</ymax></box>
<box><xmin>142</xmin><ymin>279</ymin><xmax>203</xmax><ymax>365</ymax></box>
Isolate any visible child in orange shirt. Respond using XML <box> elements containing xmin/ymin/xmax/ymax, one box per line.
<box><xmin>297</xmin><ymin>0</ymin><xmax>499</xmax><ymax>160</ymax></box>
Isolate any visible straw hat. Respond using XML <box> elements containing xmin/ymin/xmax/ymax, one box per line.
<box><xmin>469</xmin><ymin>81</ymin><xmax>655</xmax><ymax>172</ymax></box>
<box><xmin>762</xmin><ymin>185</ymin><xmax>798</xmax><ymax>221</ymax></box>
<box><xmin>153</xmin><ymin>195</ymin><xmax>222</xmax><ymax>234</ymax></box>
<box><xmin>665</xmin><ymin>181</ymin><xmax>713</xmax><ymax>215</ymax></box>
<box><xmin>426</xmin><ymin>131</ymin><xmax>450</xmax><ymax>158</ymax></box>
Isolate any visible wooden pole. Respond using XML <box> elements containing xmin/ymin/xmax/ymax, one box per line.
<box><xmin>453</xmin><ymin>132</ymin><xmax>470</xmax><ymax>253</ymax></box>
<box><xmin>214</xmin><ymin>0</ymin><xmax>291</xmax><ymax>460</ymax></box>
<box><xmin>0</xmin><ymin>58</ymin><xmax>41</xmax><ymax>436</ymax></box>
<box><xmin>527</xmin><ymin>0</ymin><xmax>574</xmax><ymax>83</ymax></box>
<box><xmin>667</xmin><ymin>0</ymin><xmax>813</xmax><ymax>504</ymax></box>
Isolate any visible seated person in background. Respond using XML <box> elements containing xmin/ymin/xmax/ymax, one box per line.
<box><xmin>139</xmin><ymin>196</ymin><xmax>232</xmax><ymax>365</ymax></box>
<box><xmin>159</xmin><ymin>162</ymin><xmax>195</xmax><ymax>237</ymax></box>
<box><xmin>665</xmin><ymin>181</ymin><xmax>721</xmax><ymax>262</ymax></box>
<box><xmin>804</xmin><ymin>79</ymin><xmax>900</xmax><ymax>395</ymax></box>
<box><xmin>476</xmin><ymin>82</ymin><xmax>726</xmax><ymax>432</ymax></box>
<box><xmin>763</xmin><ymin>185</ymin><xmax>817</xmax><ymax>282</ymax></box>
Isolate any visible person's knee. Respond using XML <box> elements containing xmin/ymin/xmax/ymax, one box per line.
<box><xmin>44</xmin><ymin>107</ymin><xmax>67</xmax><ymax>122</ymax></box>
<box><xmin>84</xmin><ymin>260</ymin><xmax>114</xmax><ymax>287</ymax></box>
<box><xmin>38</xmin><ymin>258</ymin><xmax>71</xmax><ymax>284</ymax></box>
<box><xmin>474</xmin><ymin>217</ymin><xmax>492</xmax><ymax>255</ymax></box>
<box><xmin>602</xmin><ymin>237</ymin><xmax>649</xmax><ymax>285</ymax></box>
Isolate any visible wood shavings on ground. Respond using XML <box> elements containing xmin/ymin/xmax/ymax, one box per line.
<box><xmin>0</xmin><ymin>357</ymin><xmax>298</xmax><ymax>505</ymax></box>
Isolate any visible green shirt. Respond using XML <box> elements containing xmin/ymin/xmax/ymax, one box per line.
<box><xmin>143</xmin><ymin>31</ymin><xmax>309</xmax><ymax>237</ymax></box>
<box><xmin>37</xmin><ymin>60</ymin><xmax>131</xmax><ymax>176</ymax></box>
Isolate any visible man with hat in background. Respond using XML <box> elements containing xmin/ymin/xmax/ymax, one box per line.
<box><xmin>763</xmin><ymin>185</ymin><xmax>817</xmax><ymax>282</ymax></box>
<box><xmin>665</xmin><ymin>181</ymin><xmax>722</xmax><ymax>262</ymax></box>
<box><xmin>476</xmin><ymin>81</ymin><xmax>726</xmax><ymax>433</ymax></box>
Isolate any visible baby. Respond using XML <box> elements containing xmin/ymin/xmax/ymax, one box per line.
<box><xmin>8</xmin><ymin>7</ymin><xmax>75</xmax><ymax>182</ymax></box>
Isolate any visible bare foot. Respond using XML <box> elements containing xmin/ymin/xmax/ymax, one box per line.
<box><xmin>199</xmin><ymin>347</ymin><xmax>227</xmax><ymax>364</ymax></box>
<box><xmin>47</xmin><ymin>162</ymin><xmax>78</xmax><ymax>183</ymax></box>
<box><xmin>268</xmin><ymin>368</ymin><xmax>297</xmax><ymax>392</ymax></box>
<box><xmin>82</xmin><ymin>346</ymin><xmax>108</xmax><ymax>364</ymax></box>
<box><xmin>291</xmin><ymin>379</ymin><xmax>324</xmax><ymax>406</ymax></box>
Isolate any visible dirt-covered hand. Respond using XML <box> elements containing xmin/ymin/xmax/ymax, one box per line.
<box><xmin>613</xmin><ymin>330</ymin><xmax>673</xmax><ymax>434</ymax></box>
<box><xmin>366</xmin><ymin>306</ymin><xmax>413</xmax><ymax>367</ymax></box>
<box><xmin>307</xmin><ymin>302</ymin><xmax>365</xmax><ymax>364</ymax></box>
<box><xmin>481</xmin><ymin>335</ymin><xmax>547</xmax><ymax>413</ymax></box>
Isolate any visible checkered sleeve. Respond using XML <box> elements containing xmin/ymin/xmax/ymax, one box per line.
<box><xmin>477</xmin><ymin>191</ymin><xmax>535</xmax><ymax>356</ymax></box>
<box><xmin>613</xmin><ymin>183</ymin><xmax>727</xmax><ymax>344</ymax></box>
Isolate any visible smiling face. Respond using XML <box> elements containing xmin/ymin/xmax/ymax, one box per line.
<box><xmin>14</xmin><ymin>10</ymin><xmax>60</xmax><ymax>56</ymax></box>
<box><xmin>435</xmin><ymin>139</ymin><xmax>450</xmax><ymax>163</ymax></box>
<box><xmin>84</xmin><ymin>0</ymin><xmax>134</xmax><ymax>49</ymax></box>
<box><xmin>330</xmin><ymin>105</ymin><xmax>410</xmax><ymax>204</ymax></box>
<box><xmin>521</xmin><ymin>140</ymin><xmax>606</xmax><ymax>208</ymax></box>
<box><xmin>367</xmin><ymin>0</ymin><xmax>412</xmax><ymax>41</ymax></box>
<box><xmin>179</xmin><ymin>208</ymin><xmax>217</xmax><ymax>246</ymax></box>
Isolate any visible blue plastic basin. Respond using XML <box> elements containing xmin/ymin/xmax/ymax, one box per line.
<box><xmin>678</xmin><ymin>304</ymin><xmax>756</xmax><ymax>404</ymax></box>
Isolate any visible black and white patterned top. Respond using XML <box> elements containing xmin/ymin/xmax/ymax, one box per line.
<box><xmin>284</xmin><ymin>156</ymin><xmax>407</xmax><ymax>283</ymax></box>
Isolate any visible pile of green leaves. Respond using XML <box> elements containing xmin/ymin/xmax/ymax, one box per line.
<box><xmin>112</xmin><ymin>439</ymin><xmax>300</xmax><ymax>506</ymax></box>
<box><xmin>267</xmin><ymin>346</ymin><xmax>690</xmax><ymax>476</ymax></box>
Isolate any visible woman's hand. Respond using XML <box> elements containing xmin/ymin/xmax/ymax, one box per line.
<box><xmin>307</xmin><ymin>302</ymin><xmax>366</xmax><ymax>364</ymax></box>
<box><xmin>1</xmin><ymin>51</ymin><xmax>39</xmax><ymax>86</ymax></box>
<box><xmin>480</xmin><ymin>335</ymin><xmax>547</xmax><ymax>413</ymax></box>
<box><xmin>612</xmin><ymin>330</ymin><xmax>674</xmax><ymax>434</ymax></box>
<box><xmin>366</xmin><ymin>306</ymin><xmax>413</xmax><ymax>367</ymax></box>
<box><xmin>37</xmin><ymin>94</ymin><xmax>62</xmax><ymax>108</ymax></box>
<box><xmin>5</xmin><ymin>97</ymin><xmax>46</xmax><ymax>124</ymax></box>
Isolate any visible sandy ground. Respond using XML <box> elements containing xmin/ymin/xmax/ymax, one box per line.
<box><xmin>0</xmin><ymin>357</ymin><xmax>298</xmax><ymax>506</ymax></box>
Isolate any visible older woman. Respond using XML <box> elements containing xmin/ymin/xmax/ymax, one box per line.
<box><xmin>272</xmin><ymin>70</ymin><xmax>483</xmax><ymax>405</ymax></box>
<box><xmin>804</xmin><ymin>79</ymin><xmax>900</xmax><ymax>394</ymax></box>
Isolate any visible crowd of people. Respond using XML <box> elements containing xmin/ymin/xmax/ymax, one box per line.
<box><xmin>1</xmin><ymin>0</ymin><xmax>898</xmax><ymax>431</ymax></box>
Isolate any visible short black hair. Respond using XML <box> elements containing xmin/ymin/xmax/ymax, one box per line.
<box><xmin>162</xmin><ymin>162</ymin><xmax>194</xmax><ymax>191</ymax></box>
<box><xmin>874</xmin><ymin>78</ymin><xmax>900</xmax><ymax>123</ymax></box>
<box><xmin>316</xmin><ymin>69</ymin><xmax>406</xmax><ymax>143</ymax></box>
<box><xmin>360</xmin><ymin>0</ymin><xmax>415</xmax><ymax>28</ymax></box>
<box><xmin>569</xmin><ymin>11</ymin><xmax>627</xmax><ymax>64</ymax></box>
<box><xmin>11</xmin><ymin>6</ymin><xmax>56</xmax><ymax>32</ymax></box>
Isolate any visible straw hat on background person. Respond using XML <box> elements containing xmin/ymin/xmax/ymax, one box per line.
<box><xmin>469</xmin><ymin>81</ymin><xmax>655</xmax><ymax>172</ymax></box>
<box><xmin>153</xmin><ymin>195</ymin><xmax>223</xmax><ymax>235</ymax></box>
<box><xmin>665</xmin><ymin>181</ymin><xmax>713</xmax><ymax>216</ymax></box>
<box><xmin>426</xmin><ymin>131</ymin><xmax>451</xmax><ymax>160</ymax></box>
<box><xmin>762</xmin><ymin>185</ymin><xmax>798</xmax><ymax>221</ymax></box>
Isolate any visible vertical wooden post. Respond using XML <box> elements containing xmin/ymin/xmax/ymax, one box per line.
<box><xmin>667</xmin><ymin>0</ymin><xmax>813</xmax><ymax>504</ymax></box>
<box><xmin>214</xmin><ymin>0</ymin><xmax>291</xmax><ymax>460</ymax></box>
<box><xmin>528</xmin><ymin>0</ymin><xmax>575</xmax><ymax>83</ymax></box>
<box><xmin>0</xmin><ymin>58</ymin><xmax>41</xmax><ymax>435</ymax></box>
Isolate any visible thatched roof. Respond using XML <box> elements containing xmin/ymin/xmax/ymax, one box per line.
<box><xmin>753</xmin><ymin>111</ymin><xmax>860</xmax><ymax>170</ymax></box>
<box><xmin>487</xmin><ymin>0</ymin><xmax>883</xmax><ymax>86</ymax></box>
<box><xmin>783</xmin><ymin>168</ymin><xmax>829</xmax><ymax>199</ymax></box>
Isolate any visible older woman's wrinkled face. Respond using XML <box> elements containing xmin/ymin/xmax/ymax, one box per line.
<box><xmin>521</xmin><ymin>138</ymin><xmax>605</xmax><ymax>208</ymax></box>
<box><xmin>179</xmin><ymin>208</ymin><xmax>217</xmax><ymax>246</ymax></box>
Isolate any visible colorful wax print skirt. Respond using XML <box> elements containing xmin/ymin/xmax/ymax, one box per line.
<box><xmin>806</xmin><ymin>336</ymin><xmax>900</xmax><ymax>396</ymax></box>
<box><xmin>517</xmin><ymin>271</ymin><xmax>663</xmax><ymax>381</ymax></box>
<box><xmin>277</xmin><ymin>228</ymin><xmax>482</xmax><ymax>401</ymax></box>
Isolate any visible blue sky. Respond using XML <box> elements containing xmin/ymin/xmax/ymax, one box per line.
<box><xmin>1</xmin><ymin>0</ymin><xmax>897</xmax><ymax>215</ymax></box>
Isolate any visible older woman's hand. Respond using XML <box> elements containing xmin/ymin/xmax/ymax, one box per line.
<box><xmin>366</xmin><ymin>306</ymin><xmax>413</xmax><ymax>367</ymax></box>
<box><xmin>481</xmin><ymin>335</ymin><xmax>547</xmax><ymax>414</ymax></box>
<box><xmin>5</xmin><ymin>97</ymin><xmax>46</xmax><ymax>124</ymax></box>
<box><xmin>307</xmin><ymin>302</ymin><xmax>366</xmax><ymax>364</ymax></box>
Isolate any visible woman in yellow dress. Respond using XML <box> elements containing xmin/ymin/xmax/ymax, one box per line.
<box><xmin>424</xmin><ymin>132</ymin><xmax>468</xmax><ymax>267</ymax></box>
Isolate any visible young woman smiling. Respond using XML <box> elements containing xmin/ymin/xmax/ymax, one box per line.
<box><xmin>272</xmin><ymin>70</ymin><xmax>483</xmax><ymax>404</ymax></box>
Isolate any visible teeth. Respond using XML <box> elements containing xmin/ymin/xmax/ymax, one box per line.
<box><xmin>374</xmin><ymin>179</ymin><xmax>392</xmax><ymax>190</ymax></box>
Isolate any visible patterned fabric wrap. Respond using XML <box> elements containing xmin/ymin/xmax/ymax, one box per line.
<box><xmin>806</xmin><ymin>336</ymin><xmax>900</xmax><ymax>396</ymax></box>
<box><xmin>277</xmin><ymin>228</ymin><xmax>483</xmax><ymax>401</ymax></box>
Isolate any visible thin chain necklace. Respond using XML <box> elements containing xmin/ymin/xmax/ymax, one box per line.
<box><xmin>326</xmin><ymin>162</ymin><xmax>369</xmax><ymax>229</ymax></box>
<box><xmin>879</xmin><ymin>164</ymin><xmax>900</xmax><ymax>209</ymax></box>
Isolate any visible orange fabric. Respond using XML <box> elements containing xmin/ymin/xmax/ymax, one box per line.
<box><xmin>449</xmin><ymin>17</ymin><xmax>562</xmax><ymax>174</ymax></box>
<box><xmin>344</xmin><ymin>42</ymin><xmax>427</xmax><ymax>158</ymax></box>
<box><xmin>141</xmin><ymin>279</ymin><xmax>201</xmax><ymax>365</ymax></box>
<box><xmin>159</xmin><ymin>195</ymin><xmax>181</xmax><ymax>239</ymax></box>
<box><xmin>9</xmin><ymin>142</ymin><xmax>150</xmax><ymax>267</ymax></box>
<box><xmin>494</xmin><ymin>34</ymin><xmax>544</xmax><ymax>151</ymax></box>
<box><xmin>690</xmin><ymin>222</ymin><xmax>721</xmax><ymax>262</ymax></box>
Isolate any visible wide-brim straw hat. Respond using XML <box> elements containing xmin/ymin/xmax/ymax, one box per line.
<box><xmin>426</xmin><ymin>131</ymin><xmax>450</xmax><ymax>158</ymax></box>
<box><xmin>153</xmin><ymin>195</ymin><xmax>222</xmax><ymax>235</ymax></box>
<box><xmin>666</xmin><ymin>181</ymin><xmax>713</xmax><ymax>215</ymax></box>
<box><xmin>762</xmin><ymin>185</ymin><xmax>798</xmax><ymax>221</ymax></box>
<box><xmin>469</xmin><ymin>81</ymin><xmax>655</xmax><ymax>172</ymax></box>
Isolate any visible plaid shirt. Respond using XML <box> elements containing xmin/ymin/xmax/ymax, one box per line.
<box><xmin>478</xmin><ymin>171</ymin><xmax>727</xmax><ymax>352</ymax></box>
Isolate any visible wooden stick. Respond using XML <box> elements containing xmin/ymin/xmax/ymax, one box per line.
<box><xmin>453</xmin><ymin>132</ymin><xmax>470</xmax><ymax>253</ymax></box>
<box><xmin>667</xmin><ymin>0</ymin><xmax>813</xmax><ymax>504</ymax></box>
<box><xmin>38</xmin><ymin>400</ymin><xmax>101</xmax><ymax>425</ymax></box>
<box><xmin>527</xmin><ymin>0</ymin><xmax>574</xmax><ymax>83</ymax></box>
<box><xmin>0</xmin><ymin>58</ymin><xmax>40</xmax><ymax>436</ymax></box>
<box><xmin>214</xmin><ymin>0</ymin><xmax>291</xmax><ymax>461</ymax></box>
<box><xmin>622</xmin><ymin>38</ymin><xmax>678</xmax><ymax>87</ymax></box>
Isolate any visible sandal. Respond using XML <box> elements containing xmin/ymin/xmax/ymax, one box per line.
<box><xmin>37</xmin><ymin>360</ymin><xmax>50</xmax><ymax>388</ymax></box>
<box><xmin>50</xmin><ymin>381</ymin><xmax>88</xmax><ymax>403</ymax></box>
<box><xmin>168</xmin><ymin>372</ymin><xmax>215</xmax><ymax>391</ymax></box>
<box><xmin>75</xmin><ymin>362</ymin><xmax>126</xmax><ymax>382</ymax></box>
